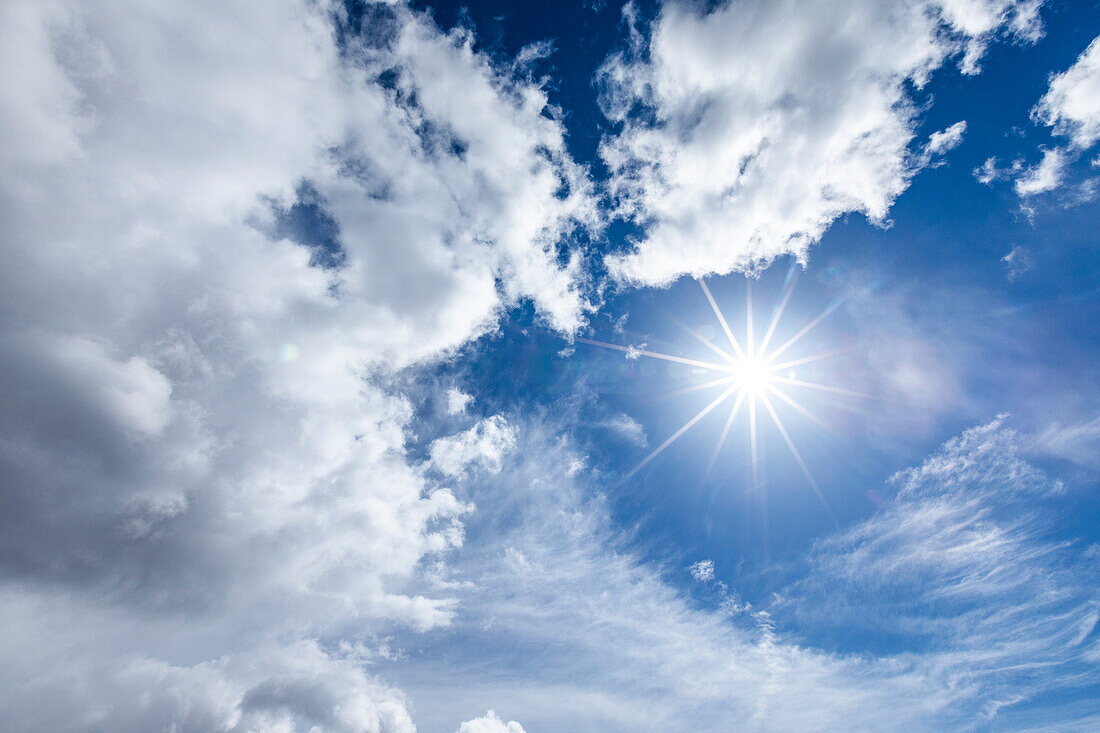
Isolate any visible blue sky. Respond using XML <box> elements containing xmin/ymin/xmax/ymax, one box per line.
<box><xmin>2</xmin><ymin>1</ymin><xmax>1100</xmax><ymax>731</ymax></box>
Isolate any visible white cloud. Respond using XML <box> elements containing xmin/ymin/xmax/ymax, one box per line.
<box><xmin>1034</xmin><ymin>34</ymin><xmax>1100</xmax><ymax>150</ymax></box>
<box><xmin>456</xmin><ymin>710</ymin><xmax>526</xmax><ymax>733</ymax></box>
<box><xmin>1030</xmin><ymin>416</ymin><xmax>1100</xmax><ymax>468</ymax></box>
<box><xmin>388</xmin><ymin>414</ymin><xmax>1099</xmax><ymax>731</ymax></box>
<box><xmin>598</xmin><ymin>0</ymin><xmax>1041</xmax><ymax>286</ymax></box>
<box><xmin>782</xmin><ymin>419</ymin><xmax>1098</xmax><ymax>731</ymax></box>
<box><xmin>688</xmin><ymin>559</ymin><xmax>716</xmax><ymax>582</ymax></box>
<box><xmin>446</xmin><ymin>387</ymin><xmax>475</xmax><ymax>415</ymax></box>
<box><xmin>924</xmin><ymin>120</ymin><xmax>968</xmax><ymax>157</ymax></box>
<box><xmin>0</xmin><ymin>0</ymin><xmax>595</xmax><ymax>727</ymax></box>
<box><xmin>1015</xmin><ymin>146</ymin><xmax>1068</xmax><ymax>195</ymax></box>
<box><xmin>997</xmin><ymin>33</ymin><xmax>1100</xmax><ymax>198</ymax></box>
<box><xmin>915</xmin><ymin>120</ymin><xmax>968</xmax><ymax>169</ymax></box>
<box><xmin>429</xmin><ymin>416</ymin><xmax>517</xmax><ymax>478</ymax></box>
<box><xmin>598</xmin><ymin>413</ymin><xmax>648</xmax><ymax>447</ymax></box>
<box><xmin>2</xmin><ymin>333</ymin><xmax>173</xmax><ymax>441</ymax></box>
<box><xmin>974</xmin><ymin>155</ymin><xmax>1024</xmax><ymax>185</ymax></box>
<box><xmin>976</xmin><ymin>156</ymin><xmax>1001</xmax><ymax>184</ymax></box>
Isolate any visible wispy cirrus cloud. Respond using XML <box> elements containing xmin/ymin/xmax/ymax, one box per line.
<box><xmin>385</xmin><ymin>413</ymin><xmax>1100</xmax><ymax>731</ymax></box>
<box><xmin>1030</xmin><ymin>415</ymin><xmax>1100</xmax><ymax>469</ymax></box>
<box><xmin>781</xmin><ymin>416</ymin><xmax>1099</xmax><ymax>723</ymax></box>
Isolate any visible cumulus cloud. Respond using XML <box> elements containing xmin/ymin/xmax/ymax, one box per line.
<box><xmin>597</xmin><ymin>0</ymin><xmax>1041</xmax><ymax>286</ymax></box>
<box><xmin>429</xmin><ymin>416</ymin><xmax>518</xmax><ymax>477</ymax></box>
<box><xmin>994</xmin><ymin>33</ymin><xmax>1100</xmax><ymax>199</ymax></box>
<box><xmin>0</xmin><ymin>601</ymin><xmax>417</xmax><ymax>733</ymax></box>
<box><xmin>1034</xmin><ymin>34</ymin><xmax>1100</xmax><ymax>150</ymax></box>
<box><xmin>446</xmin><ymin>387</ymin><xmax>475</xmax><ymax>415</ymax></box>
<box><xmin>0</xmin><ymin>0</ymin><xmax>593</xmax><ymax>727</ymax></box>
<box><xmin>456</xmin><ymin>710</ymin><xmax>526</xmax><ymax>733</ymax></box>
<box><xmin>1015</xmin><ymin>146</ymin><xmax>1068</xmax><ymax>195</ymax></box>
<box><xmin>924</xmin><ymin>120</ymin><xmax>968</xmax><ymax>158</ymax></box>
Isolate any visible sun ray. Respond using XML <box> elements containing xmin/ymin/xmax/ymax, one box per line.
<box><xmin>666</xmin><ymin>314</ymin><xmax>738</xmax><ymax>365</ymax></box>
<box><xmin>764</xmin><ymin>382</ymin><xmax>828</xmax><ymax>430</ymax></box>
<box><xmin>706</xmin><ymin>390</ymin><xmax>747</xmax><ymax>478</ymax></box>
<box><xmin>698</xmin><ymin>279</ymin><xmax>746</xmax><ymax>359</ymax></box>
<box><xmin>745</xmin><ymin>279</ymin><xmax>755</xmax><ymax>358</ymax></box>
<box><xmin>764</xmin><ymin>298</ymin><xmax>843</xmax><ymax>366</ymax></box>
<box><xmin>767</xmin><ymin>347</ymin><xmax>848</xmax><ymax>373</ymax></box>
<box><xmin>758</xmin><ymin>391</ymin><xmax>836</xmax><ymax>522</ymax></box>
<box><xmin>616</xmin><ymin>383</ymin><xmax>740</xmax><ymax>487</ymax></box>
<box><xmin>665</xmin><ymin>374</ymin><xmax>739</xmax><ymax>399</ymax></box>
<box><xmin>577</xmin><ymin>337</ymin><xmax>732</xmax><ymax>373</ymax></box>
<box><xmin>748</xmin><ymin>396</ymin><xmax>759</xmax><ymax>488</ymax></box>
<box><xmin>770</xmin><ymin>375</ymin><xmax>868</xmax><ymax>398</ymax></box>
<box><xmin>757</xmin><ymin>269</ymin><xmax>796</xmax><ymax>356</ymax></box>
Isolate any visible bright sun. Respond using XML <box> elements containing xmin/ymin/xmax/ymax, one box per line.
<box><xmin>733</xmin><ymin>352</ymin><xmax>771</xmax><ymax>395</ymax></box>
<box><xmin>580</xmin><ymin>274</ymin><xmax>860</xmax><ymax>510</ymax></box>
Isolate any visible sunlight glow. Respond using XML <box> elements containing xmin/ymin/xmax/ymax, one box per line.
<box><xmin>581</xmin><ymin>272</ymin><xmax>854</xmax><ymax>506</ymax></box>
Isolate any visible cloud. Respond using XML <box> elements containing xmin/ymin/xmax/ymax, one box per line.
<box><xmin>992</xmin><ymin>33</ymin><xmax>1100</xmax><ymax>199</ymax></box>
<box><xmin>0</xmin><ymin>1</ymin><xmax>88</xmax><ymax>166</ymax></box>
<box><xmin>786</xmin><ymin>417</ymin><xmax>1097</xmax><ymax>716</ymax></box>
<box><xmin>386</xmin><ymin>413</ymin><xmax>1099</xmax><ymax>731</ymax></box>
<box><xmin>447</xmin><ymin>387</ymin><xmax>475</xmax><ymax>415</ymax></box>
<box><xmin>0</xmin><ymin>0</ymin><xmax>595</xmax><ymax>727</ymax></box>
<box><xmin>0</xmin><ymin>599</ymin><xmax>417</xmax><ymax>733</ymax></box>
<box><xmin>1015</xmin><ymin>146</ymin><xmax>1069</xmax><ymax>195</ymax></box>
<box><xmin>597</xmin><ymin>0</ymin><xmax>1041</xmax><ymax>286</ymax></box>
<box><xmin>3</xmin><ymin>1</ymin><xmax>1095</xmax><ymax>729</ymax></box>
<box><xmin>688</xmin><ymin>559</ymin><xmax>716</xmax><ymax>582</ymax></box>
<box><xmin>1030</xmin><ymin>416</ymin><xmax>1100</xmax><ymax>468</ymax></box>
<box><xmin>1002</xmin><ymin>245</ymin><xmax>1033</xmax><ymax>281</ymax></box>
<box><xmin>597</xmin><ymin>412</ymin><xmax>648</xmax><ymax>447</ymax></box>
<box><xmin>1034</xmin><ymin>34</ymin><xmax>1100</xmax><ymax>150</ymax></box>
<box><xmin>924</xmin><ymin>120</ymin><xmax>968</xmax><ymax>158</ymax></box>
<box><xmin>456</xmin><ymin>710</ymin><xmax>526</xmax><ymax>733</ymax></box>
<box><xmin>974</xmin><ymin>155</ymin><xmax>1023</xmax><ymax>185</ymax></box>
<box><xmin>429</xmin><ymin>416</ymin><xmax>518</xmax><ymax>478</ymax></box>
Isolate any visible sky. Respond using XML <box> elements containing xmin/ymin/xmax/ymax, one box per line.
<box><xmin>1</xmin><ymin>0</ymin><xmax>1099</xmax><ymax>731</ymax></box>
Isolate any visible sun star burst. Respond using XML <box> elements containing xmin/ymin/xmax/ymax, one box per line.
<box><xmin>580</xmin><ymin>272</ymin><xmax>861</xmax><ymax>514</ymax></box>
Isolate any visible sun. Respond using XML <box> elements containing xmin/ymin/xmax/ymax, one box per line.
<box><xmin>733</xmin><ymin>351</ymin><xmax>771</xmax><ymax>395</ymax></box>
<box><xmin>579</xmin><ymin>273</ymin><xmax>860</xmax><ymax>511</ymax></box>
